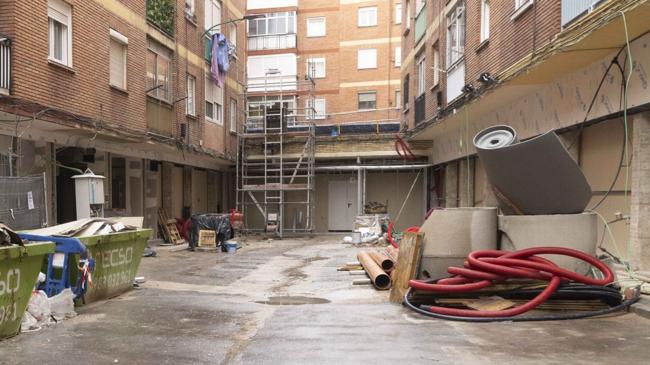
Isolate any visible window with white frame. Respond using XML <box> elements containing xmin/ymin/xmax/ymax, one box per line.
<box><xmin>307</xmin><ymin>57</ymin><xmax>326</xmax><ymax>78</ymax></box>
<box><xmin>146</xmin><ymin>39</ymin><xmax>172</xmax><ymax>102</ymax></box>
<box><xmin>357</xmin><ymin>48</ymin><xmax>377</xmax><ymax>69</ymax></box>
<box><xmin>446</xmin><ymin>3</ymin><xmax>465</xmax><ymax>67</ymax></box>
<box><xmin>395</xmin><ymin>4</ymin><xmax>402</xmax><ymax>24</ymax></box>
<box><xmin>109</xmin><ymin>29</ymin><xmax>128</xmax><ymax>90</ymax></box>
<box><xmin>394</xmin><ymin>47</ymin><xmax>401</xmax><ymax>67</ymax></box>
<box><xmin>416</xmin><ymin>54</ymin><xmax>426</xmax><ymax>96</ymax></box>
<box><xmin>358</xmin><ymin>92</ymin><xmax>377</xmax><ymax>110</ymax></box>
<box><xmin>307</xmin><ymin>98</ymin><xmax>326</xmax><ymax>119</ymax></box>
<box><xmin>185</xmin><ymin>0</ymin><xmax>195</xmax><ymax>16</ymax></box>
<box><xmin>481</xmin><ymin>0</ymin><xmax>490</xmax><ymax>42</ymax></box>
<box><xmin>230</xmin><ymin>98</ymin><xmax>237</xmax><ymax>132</ymax></box>
<box><xmin>204</xmin><ymin>0</ymin><xmax>221</xmax><ymax>33</ymax></box>
<box><xmin>48</xmin><ymin>0</ymin><xmax>72</xmax><ymax>66</ymax></box>
<box><xmin>358</xmin><ymin>7</ymin><xmax>377</xmax><ymax>27</ymax></box>
<box><xmin>306</xmin><ymin>17</ymin><xmax>326</xmax><ymax>37</ymax></box>
<box><xmin>432</xmin><ymin>43</ymin><xmax>440</xmax><ymax>87</ymax></box>
<box><xmin>395</xmin><ymin>90</ymin><xmax>401</xmax><ymax>108</ymax></box>
<box><xmin>229</xmin><ymin>23</ymin><xmax>237</xmax><ymax>46</ymax></box>
<box><xmin>205</xmin><ymin>75</ymin><xmax>223</xmax><ymax>124</ymax></box>
<box><xmin>248</xmin><ymin>12</ymin><xmax>296</xmax><ymax>36</ymax></box>
<box><xmin>186</xmin><ymin>74</ymin><xmax>196</xmax><ymax>116</ymax></box>
<box><xmin>405</xmin><ymin>0</ymin><xmax>411</xmax><ymax>30</ymax></box>
<box><xmin>515</xmin><ymin>0</ymin><xmax>531</xmax><ymax>10</ymax></box>
<box><xmin>415</xmin><ymin>0</ymin><xmax>426</xmax><ymax>14</ymax></box>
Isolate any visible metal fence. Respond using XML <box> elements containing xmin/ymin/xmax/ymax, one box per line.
<box><xmin>0</xmin><ymin>175</ymin><xmax>47</xmax><ymax>230</ymax></box>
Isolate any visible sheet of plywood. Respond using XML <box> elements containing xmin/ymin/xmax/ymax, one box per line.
<box><xmin>389</xmin><ymin>232</ymin><xmax>424</xmax><ymax>303</ymax></box>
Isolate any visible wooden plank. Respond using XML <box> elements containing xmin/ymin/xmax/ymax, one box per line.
<box><xmin>389</xmin><ymin>232</ymin><xmax>424</xmax><ymax>303</ymax></box>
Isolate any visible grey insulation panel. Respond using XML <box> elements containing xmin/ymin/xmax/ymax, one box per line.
<box><xmin>475</xmin><ymin>130</ymin><xmax>592</xmax><ymax>215</ymax></box>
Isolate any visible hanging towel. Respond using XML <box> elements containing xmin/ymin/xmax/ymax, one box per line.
<box><xmin>210</xmin><ymin>33</ymin><xmax>231</xmax><ymax>87</ymax></box>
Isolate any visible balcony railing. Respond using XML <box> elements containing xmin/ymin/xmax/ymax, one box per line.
<box><xmin>414</xmin><ymin>94</ymin><xmax>426</xmax><ymax>125</ymax></box>
<box><xmin>414</xmin><ymin>5</ymin><xmax>427</xmax><ymax>43</ymax></box>
<box><xmin>248</xmin><ymin>34</ymin><xmax>297</xmax><ymax>51</ymax></box>
<box><xmin>0</xmin><ymin>38</ymin><xmax>10</xmax><ymax>95</ymax></box>
<box><xmin>561</xmin><ymin>0</ymin><xmax>603</xmax><ymax>27</ymax></box>
<box><xmin>247</xmin><ymin>75</ymin><xmax>298</xmax><ymax>93</ymax></box>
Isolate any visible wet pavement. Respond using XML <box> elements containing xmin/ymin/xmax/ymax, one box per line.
<box><xmin>1</xmin><ymin>235</ymin><xmax>650</xmax><ymax>364</ymax></box>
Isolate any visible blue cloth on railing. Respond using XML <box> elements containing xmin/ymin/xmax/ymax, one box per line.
<box><xmin>210</xmin><ymin>33</ymin><xmax>230</xmax><ymax>87</ymax></box>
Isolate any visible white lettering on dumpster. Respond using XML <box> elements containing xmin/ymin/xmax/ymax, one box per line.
<box><xmin>0</xmin><ymin>269</ymin><xmax>20</xmax><ymax>325</ymax></box>
<box><xmin>101</xmin><ymin>247</ymin><xmax>133</xmax><ymax>269</ymax></box>
<box><xmin>0</xmin><ymin>269</ymin><xmax>20</xmax><ymax>295</ymax></box>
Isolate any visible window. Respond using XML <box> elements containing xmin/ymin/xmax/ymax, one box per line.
<box><xmin>307</xmin><ymin>98</ymin><xmax>326</xmax><ymax>120</ymax></box>
<box><xmin>395</xmin><ymin>4</ymin><xmax>402</xmax><ymax>24</ymax></box>
<box><xmin>109</xmin><ymin>29</ymin><xmax>128</xmax><ymax>90</ymax></box>
<box><xmin>185</xmin><ymin>0</ymin><xmax>195</xmax><ymax>16</ymax></box>
<box><xmin>358</xmin><ymin>7</ymin><xmax>377</xmax><ymax>27</ymax></box>
<box><xmin>395</xmin><ymin>90</ymin><xmax>401</xmax><ymax>108</ymax></box>
<box><xmin>229</xmin><ymin>23</ymin><xmax>237</xmax><ymax>46</ymax></box>
<box><xmin>403</xmin><ymin>74</ymin><xmax>409</xmax><ymax>109</ymax></box>
<box><xmin>146</xmin><ymin>40</ymin><xmax>172</xmax><ymax>102</ymax></box>
<box><xmin>394</xmin><ymin>47</ymin><xmax>401</xmax><ymax>67</ymax></box>
<box><xmin>357</xmin><ymin>48</ymin><xmax>377</xmax><ymax>69</ymax></box>
<box><xmin>306</xmin><ymin>17</ymin><xmax>326</xmax><ymax>37</ymax></box>
<box><xmin>186</xmin><ymin>75</ymin><xmax>196</xmax><ymax>116</ymax></box>
<box><xmin>306</xmin><ymin>57</ymin><xmax>326</xmax><ymax>78</ymax></box>
<box><xmin>432</xmin><ymin>43</ymin><xmax>440</xmax><ymax>87</ymax></box>
<box><xmin>48</xmin><ymin>0</ymin><xmax>72</xmax><ymax>66</ymax></box>
<box><xmin>205</xmin><ymin>75</ymin><xmax>223</xmax><ymax>124</ymax></box>
<box><xmin>248</xmin><ymin>12</ymin><xmax>296</xmax><ymax>36</ymax></box>
<box><xmin>515</xmin><ymin>0</ymin><xmax>532</xmax><ymax>10</ymax></box>
<box><xmin>230</xmin><ymin>98</ymin><xmax>237</xmax><ymax>132</ymax></box>
<box><xmin>416</xmin><ymin>54</ymin><xmax>426</xmax><ymax>96</ymax></box>
<box><xmin>204</xmin><ymin>0</ymin><xmax>221</xmax><ymax>33</ymax></box>
<box><xmin>446</xmin><ymin>3</ymin><xmax>465</xmax><ymax>67</ymax></box>
<box><xmin>405</xmin><ymin>0</ymin><xmax>411</xmax><ymax>30</ymax></box>
<box><xmin>416</xmin><ymin>0</ymin><xmax>426</xmax><ymax>14</ymax></box>
<box><xmin>358</xmin><ymin>92</ymin><xmax>377</xmax><ymax>110</ymax></box>
<box><xmin>481</xmin><ymin>0</ymin><xmax>490</xmax><ymax>42</ymax></box>
<box><xmin>111</xmin><ymin>157</ymin><xmax>126</xmax><ymax>210</ymax></box>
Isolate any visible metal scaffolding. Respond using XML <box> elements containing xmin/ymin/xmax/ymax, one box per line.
<box><xmin>236</xmin><ymin>70</ymin><xmax>316</xmax><ymax>238</ymax></box>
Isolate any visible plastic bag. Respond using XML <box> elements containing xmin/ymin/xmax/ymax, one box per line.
<box><xmin>20</xmin><ymin>311</ymin><xmax>40</xmax><ymax>333</ymax></box>
<box><xmin>49</xmin><ymin>288</ymin><xmax>76</xmax><ymax>321</ymax></box>
<box><xmin>26</xmin><ymin>290</ymin><xmax>51</xmax><ymax>323</ymax></box>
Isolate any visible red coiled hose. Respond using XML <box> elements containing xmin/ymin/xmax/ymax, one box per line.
<box><xmin>409</xmin><ymin>247</ymin><xmax>615</xmax><ymax>318</ymax></box>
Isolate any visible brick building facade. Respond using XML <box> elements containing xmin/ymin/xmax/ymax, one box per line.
<box><xmin>400</xmin><ymin>0</ymin><xmax>650</xmax><ymax>270</ymax></box>
<box><xmin>0</xmin><ymin>0</ymin><xmax>246</xmax><ymax>235</ymax></box>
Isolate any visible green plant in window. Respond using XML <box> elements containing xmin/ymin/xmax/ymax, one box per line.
<box><xmin>147</xmin><ymin>0</ymin><xmax>175</xmax><ymax>36</ymax></box>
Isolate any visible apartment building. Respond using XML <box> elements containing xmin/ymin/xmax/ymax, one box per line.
<box><xmin>240</xmin><ymin>0</ymin><xmax>429</xmax><ymax>234</ymax></box>
<box><xmin>0</xmin><ymin>0</ymin><xmax>246</xmax><ymax>235</ymax></box>
<box><xmin>400</xmin><ymin>0</ymin><xmax>650</xmax><ymax>270</ymax></box>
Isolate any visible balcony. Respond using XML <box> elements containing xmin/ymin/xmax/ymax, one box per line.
<box><xmin>146</xmin><ymin>0</ymin><xmax>175</xmax><ymax>36</ymax></box>
<box><xmin>562</xmin><ymin>0</ymin><xmax>604</xmax><ymax>27</ymax></box>
<box><xmin>414</xmin><ymin>5</ymin><xmax>427</xmax><ymax>44</ymax></box>
<box><xmin>414</xmin><ymin>94</ymin><xmax>426</xmax><ymax>125</ymax></box>
<box><xmin>248</xmin><ymin>34</ymin><xmax>297</xmax><ymax>51</ymax></box>
<box><xmin>0</xmin><ymin>38</ymin><xmax>9</xmax><ymax>95</ymax></box>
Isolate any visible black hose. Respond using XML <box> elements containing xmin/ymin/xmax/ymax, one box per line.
<box><xmin>403</xmin><ymin>282</ymin><xmax>641</xmax><ymax>323</ymax></box>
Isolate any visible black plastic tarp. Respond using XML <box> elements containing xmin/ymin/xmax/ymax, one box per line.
<box><xmin>189</xmin><ymin>214</ymin><xmax>232</xmax><ymax>250</ymax></box>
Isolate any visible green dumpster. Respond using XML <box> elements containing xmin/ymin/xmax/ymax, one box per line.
<box><xmin>0</xmin><ymin>242</ymin><xmax>55</xmax><ymax>339</ymax></box>
<box><xmin>73</xmin><ymin>229</ymin><xmax>151</xmax><ymax>304</ymax></box>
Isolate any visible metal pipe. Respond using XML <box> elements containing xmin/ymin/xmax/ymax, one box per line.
<box><xmin>315</xmin><ymin>164</ymin><xmax>431</xmax><ymax>172</ymax></box>
<box><xmin>357</xmin><ymin>251</ymin><xmax>391</xmax><ymax>290</ymax></box>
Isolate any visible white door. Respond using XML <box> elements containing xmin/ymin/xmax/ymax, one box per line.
<box><xmin>328</xmin><ymin>177</ymin><xmax>358</xmax><ymax>231</ymax></box>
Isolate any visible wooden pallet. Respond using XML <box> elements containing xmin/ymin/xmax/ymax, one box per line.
<box><xmin>198</xmin><ymin>230</ymin><xmax>216</xmax><ymax>247</ymax></box>
<box><xmin>158</xmin><ymin>208</ymin><xmax>185</xmax><ymax>245</ymax></box>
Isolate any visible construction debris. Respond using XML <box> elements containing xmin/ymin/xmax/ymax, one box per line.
<box><xmin>357</xmin><ymin>251</ymin><xmax>391</xmax><ymax>290</ymax></box>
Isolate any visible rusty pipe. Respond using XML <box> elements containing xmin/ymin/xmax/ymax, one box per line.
<box><xmin>368</xmin><ymin>250</ymin><xmax>395</xmax><ymax>272</ymax></box>
<box><xmin>357</xmin><ymin>251</ymin><xmax>391</xmax><ymax>290</ymax></box>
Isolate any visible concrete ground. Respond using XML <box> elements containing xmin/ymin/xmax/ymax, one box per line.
<box><xmin>1</xmin><ymin>235</ymin><xmax>650</xmax><ymax>365</ymax></box>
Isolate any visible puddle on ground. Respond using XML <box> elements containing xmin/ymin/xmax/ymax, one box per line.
<box><xmin>255</xmin><ymin>296</ymin><xmax>331</xmax><ymax>305</ymax></box>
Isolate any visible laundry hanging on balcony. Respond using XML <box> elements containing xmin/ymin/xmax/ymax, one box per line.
<box><xmin>210</xmin><ymin>33</ymin><xmax>231</xmax><ymax>87</ymax></box>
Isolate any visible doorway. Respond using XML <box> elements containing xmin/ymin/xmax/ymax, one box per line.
<box><xmin>328</xmin><ymin>177</ymin><xmax>358</xmax><ymax>231</ymax></box>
